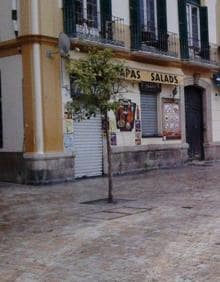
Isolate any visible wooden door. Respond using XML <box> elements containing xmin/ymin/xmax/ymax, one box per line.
<box><xmin>185</xmin><ymin>86</ymin><xmax>204</xmax><ymax>160</ymax></box>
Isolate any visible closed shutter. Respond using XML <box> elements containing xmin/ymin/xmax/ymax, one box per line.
<box><xmin>63</xmin><ymin>0</ymin><xmax>76</xmax><ymax>36</ymax></box>
<box><xmin>157</xmin><ymin>0</ymin><xmax>168</xmax><ymax>51</ymax></box>
<box><xmin>141</xmin><ymin>93</ymin><xmax>158</xmax><ymax>137</ymax></box>
<box><xmin>199</xmin><ymin>6</ymin><xmax>209</xmax><ymax>60</ymax></box>
<box><xmin>100</xmin><ymin>0</ymin><xmax>112</xmax><ymax>40</ymax></box>
<box><xmin>73</xmin><ymin>115</ymin><xmax>103</xmax><ymax>178</ymax></box>
<box><xmin>129</xmin><ymin>0</ymin><xmax>141</xmax><ymax>50</ymax></box>
<box><xmin>178</xmin><ymin>0</ymin><xmax>189</xmax><ymax>58</ymax></box>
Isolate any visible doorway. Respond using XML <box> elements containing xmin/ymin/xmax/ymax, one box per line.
<box><xmin>185</xmin><ymin>86</ymin><xmax>204</xmax><ymax>160</ymax></box>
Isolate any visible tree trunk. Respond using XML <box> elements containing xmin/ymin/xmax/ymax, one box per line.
<box><xmin>104</xmin><ymin>112</ymin><xmax>113</xmax><ymax>203</ymax></box>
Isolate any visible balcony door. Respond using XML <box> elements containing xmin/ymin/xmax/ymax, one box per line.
<box><xmin>178</xmin><ymin>0</ymin><xmax>209</xmax><ymax>60</ymax></box>
<box><xmin>186</xmin><ymin>3</ymin><xmax>200</xmax><ymax>50</ymax></box>
<box><xmin>141</xmin><ymin>0</ymin><xmax>157</xmax><ymax>35</ymax></box>
<box><xmin>130</xmin><ymin>0</ymin><xmax>167</xmax><ymax>51</ymax></box>
<box><xmin>64</xmin><ymin>0</ymin><xmax>112</xmax><ymax>42</ymax></box>
<box><xmin>75</xmin><ymin>0</ymin><xmax>100</xmax><ymax>36</ymax></box>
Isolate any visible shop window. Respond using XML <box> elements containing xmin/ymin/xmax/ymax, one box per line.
<box><xmin>0</xmin><ymin>72</ymin><xmax>2</xmax><ymax>148</ymax></box>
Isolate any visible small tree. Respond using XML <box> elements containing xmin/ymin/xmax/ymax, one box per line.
<box><xmin>67</xmin><ymin>48</ymin><xmax>124</xmax><ymax>203</ymax></box>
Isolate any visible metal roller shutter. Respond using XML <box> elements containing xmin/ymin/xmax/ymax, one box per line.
<box><xmin>141</xmin><ymin>93</ymin><xmax>158</xmax><ymax>137</ymax></box>
<box><xmin>73</xmin><ymin>115</ymin><xmax>103</xmax><ymax>178</ymax></box>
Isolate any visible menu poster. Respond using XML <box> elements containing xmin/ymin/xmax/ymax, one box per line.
<box><xmin>115</xmin><ymin>99</ymin><xmax>136</xmax><ymax>132</ymax></box>
<box><xmin>162</xmin><ymin>99</ymin><xmax>181</xmax><ymax>139</ymax></box>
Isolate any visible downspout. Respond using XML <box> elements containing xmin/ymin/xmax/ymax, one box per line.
<box><xmin>31</xmin><ymin>0</ymin><xmax>44</xmax><ymax>154</ymax></box>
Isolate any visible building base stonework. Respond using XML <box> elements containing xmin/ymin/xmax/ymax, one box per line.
<box><xmin>204</xmin><ymin>142</ymin><xmax>220</xmax><ymax>161</ymax></box>
<box><xmin>3</xmin><ymin>143</ymin><xmax>220</xmax><ymax>184</ymax></box>
<box><xmin>111</xmin><ymin>143</ymin><xmax>189</xmax><ymax>175</ymax></box>
<box><xmin>0</xmin><ymin>152</ymin><xmax>24</xmax><ymax>183</ymax></box>
<box><xmin>23</xmin><ymin>153</ymin><xmax>75</xmax><ymax>185</ymax></box>
<box><xmin>0</xmin><ymin>152</ymin><xmax>75</xmax><ymax>184</ymax></box>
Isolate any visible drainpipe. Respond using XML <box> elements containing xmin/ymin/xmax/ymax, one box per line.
<box><xmin>31</xmin><ymin>0</ymin><xmax>44</xmax><ymax>154</ymax></box>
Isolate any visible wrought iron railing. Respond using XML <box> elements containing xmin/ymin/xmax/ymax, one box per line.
<box><xmin>140</xmin><ymin>27</ymin><xmax>179</xmax><ymax>57</ymax></box>
<box><xmin>180</xmin><ymin>37</ymin><xmax>219</xmax><ymax>65</ymax></box>
<box><xmin>73</xmin><ymin>9</ymin><xmax>125</xmax><ymax>47</ymax></box>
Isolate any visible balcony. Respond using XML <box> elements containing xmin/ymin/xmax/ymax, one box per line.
<box><xmin>140</xmin><ymin>27</ymin><xmax>179</xmax><ymax>58</ymax></box>
<box><xmin>70</xmin><ymin>9</ymin><xmax>125</xmax><ymax>47</ymax></box>
<box><xmin>180</xmin><ymin>37</ymin><xmax>219</xmax><ymax>65</ymax></box>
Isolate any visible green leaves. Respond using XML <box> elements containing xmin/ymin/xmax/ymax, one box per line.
<box><xmin>67</xmin><ymin>48</ymin><xmax>124</xmax><ymax>119</ymax></box>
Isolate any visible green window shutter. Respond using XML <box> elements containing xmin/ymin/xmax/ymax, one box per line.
<box><xmin>63</xmin><ymin>0</ymin><xmax>76</xmax><ymax>36</ymax></box>
<box><xmin>157</xmin><ymin>0</ymin><xmax>168</xmax><ymax>51</ymax></box>
<box><xmin>129</xmin><ymin>0</ymin><xmax>141</xmax><ymax>50</ymax></box>
<box><xmin>199</xmin><ymin>6</ymin><xmax>210</xmax><ymax>60</ymax></box>
<box><xmin>100</xmin><ymin>0</ymin><xmax>112</xmax><ymax>39</ymax></box>
<box><xmin>178</xmin><ymin>0</ymin><xmax>189</xmax><ymax>58</ymax></box>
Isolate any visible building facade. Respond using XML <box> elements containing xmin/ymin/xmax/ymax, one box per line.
<box><xmin>0</xmin><ymin>0</ymin><xmax>220</xmax><ymax>183</ymax></box>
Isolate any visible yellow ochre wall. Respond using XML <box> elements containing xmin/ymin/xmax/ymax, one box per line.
<box><xmin>39</xmin><ymin>0</ymin><xmax>63</xmax><ymax>37</ymax></box>
<box><xmin>19</xmin><ymin>0</ymin><xmax>64</xmax><ymax>153</ymax></box>
<box><xmin>40</xmin><ymin>43</ymin><xmax>63</xmax><ymax>152</ymax></box>
<box><xmin>20</xmin><ymin>0</ymin><xmax>63</xmax><ymax>37</ymax></box>
<box><xmin>21</xmin><ymin>43</ymin><xmax>36</xmax><ymax>153</ymax></box>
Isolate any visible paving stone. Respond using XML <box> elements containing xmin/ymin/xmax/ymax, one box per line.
<box><xmin>84</xmin><ymin>211</ymin><xmax>128</xmax><ymax>220</ymax></box>
<box><xmin>0</xmin><ymin>164</ymin><xmax>220</xmax><ymax>281</ymax></box>
<box><xmin>103</xmin><ymin>207</ymin><xmax>152</xmax><ymax>215</ymax></box>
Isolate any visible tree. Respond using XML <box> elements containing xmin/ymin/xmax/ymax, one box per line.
<box><xmin>67</xmin><ymin>48</ymin><xmax>124</xmax><ymax>203</ymax></box>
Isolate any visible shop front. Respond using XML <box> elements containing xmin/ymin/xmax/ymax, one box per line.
<box><xmin>62</xmin><ymin>58</ymin><xmax>218</xmax><ymax>178</ymax></box>
<box><xmin>105</xmin><ymin>62</ymin><xmax>189</xmax><ymax>174</ymax></box>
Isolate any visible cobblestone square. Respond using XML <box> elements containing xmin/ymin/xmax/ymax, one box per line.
<box><xmin>0</xmin><ymin>164</ymin><xmax>220</xmax><ymax>281</ymax></box>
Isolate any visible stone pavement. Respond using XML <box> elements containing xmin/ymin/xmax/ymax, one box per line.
<box><xmin>0</xmin><ymin>163</ymin><xmax>220</xmax><ymax>282</ymax></box>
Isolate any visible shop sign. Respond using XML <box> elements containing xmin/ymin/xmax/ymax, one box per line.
<box><xmin>139</xmin><ymin>82</ymin><xmax>161</xmax><ymax>93</ymax></box>
<box><xmin>121</xmin><ymin>67</ymin><xmax>183</xmax><ymax>85</ymax></box>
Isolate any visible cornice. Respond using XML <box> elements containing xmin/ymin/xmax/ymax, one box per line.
<box><xmin>0</xmin><ymin>35</ymin><xmax>219</xmax><ymax>74</ymax></box>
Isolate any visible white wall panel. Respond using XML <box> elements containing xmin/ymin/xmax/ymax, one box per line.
<box><xmin>212</xmin><ymin>92</ymin><xmax>220</xmax><ymax>142</ymax></box>
<box><xmin>207</xmin><ymin>0</ymin><xmax>217</xmax><ymax>44</ymax></box>
<box><xmin>112</xmin><ymin>0</ymin><xmax>130</xmax><ymax>25</ymax></box>
<box><xmin>0</xmin><ymin>55</ymin><xmax>24</xmax><ymax>152</ymax></box>
<box><xmin>0</xmin><ymin>0</ymin><xmax>18</xmax><ymax>41</ymax></box>
<box><xmin>167</xmin><ymin>0</ymin><xmax>179</xmax><ymax>34</ymax></box>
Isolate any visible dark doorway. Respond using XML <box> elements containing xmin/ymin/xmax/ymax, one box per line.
<box><xmin>185</xmin><ymin>86</ymin><xmax>204</xmax><ymax>160</ymax></box>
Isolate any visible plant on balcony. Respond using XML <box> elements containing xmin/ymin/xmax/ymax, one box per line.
<box><xmin>67</xmin><ymin>48</ymin><xmax>124</xmax><ymax>203</ymax></box>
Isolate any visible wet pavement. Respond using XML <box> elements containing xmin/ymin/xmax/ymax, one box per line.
<box><xmin>0</xmin><ymin>163</ymin><xmax>220</xmax><ymax>281</ymax></box>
